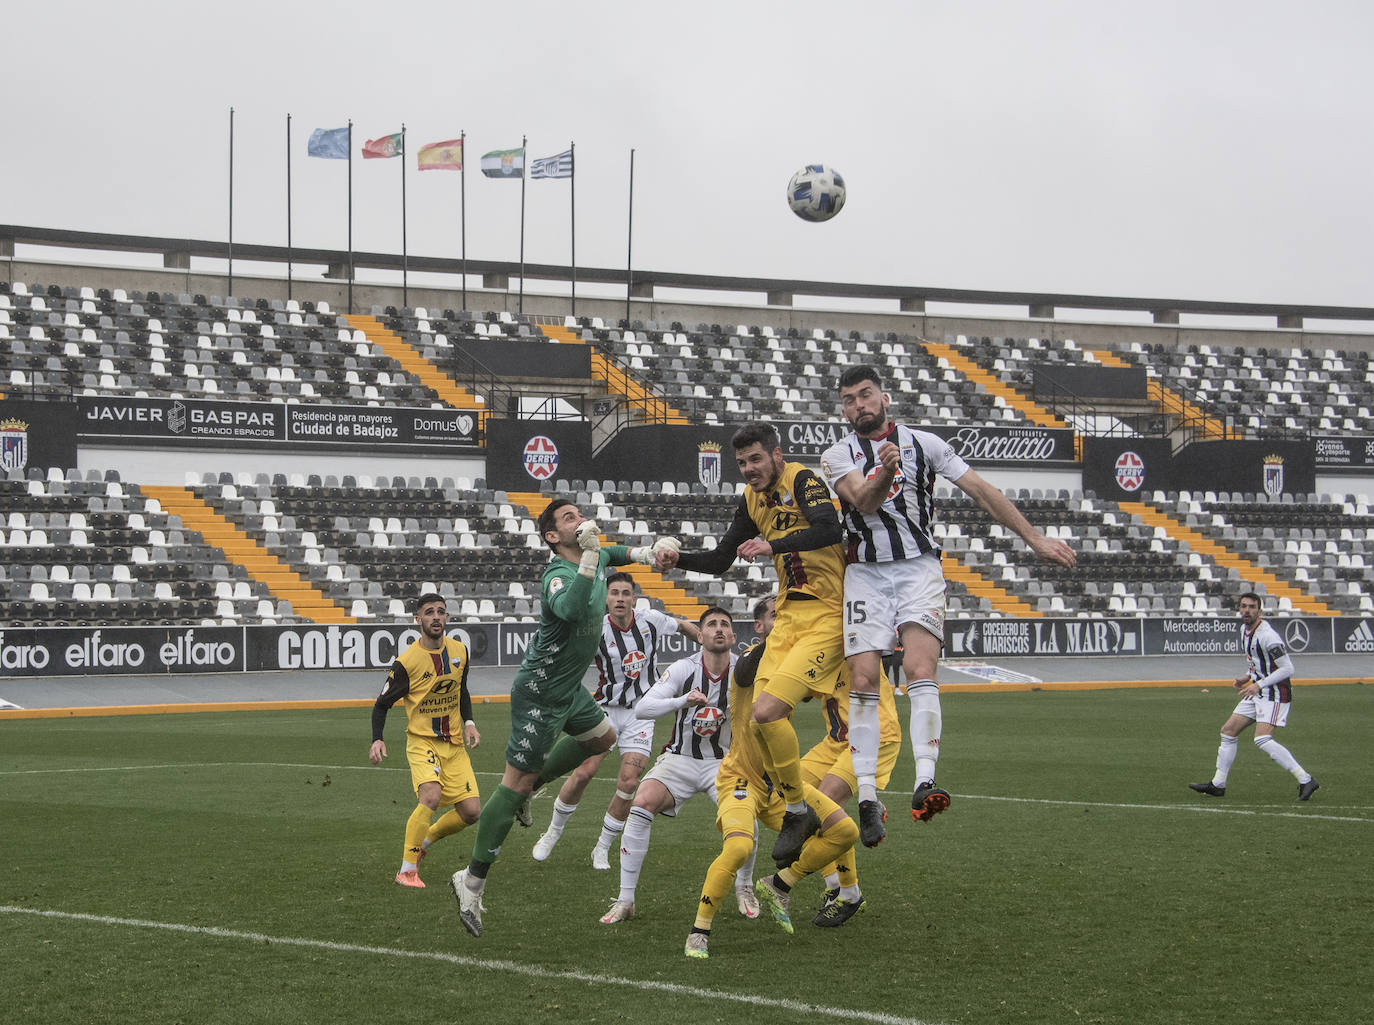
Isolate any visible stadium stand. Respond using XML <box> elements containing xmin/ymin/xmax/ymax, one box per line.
<box><xmin>4</xmin><ymin>276</ymin><xmax>1373</xmax><ymax>629</ymax></box>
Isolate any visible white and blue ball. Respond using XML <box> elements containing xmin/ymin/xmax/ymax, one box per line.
<box><xmin>787</xmin><ymin>164</ymin><xmax>846</xmax><ymax>222</ymax></box>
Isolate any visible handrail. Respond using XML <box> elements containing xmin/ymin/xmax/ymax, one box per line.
<box><xmin>5</xmin><ymin>222</ymin><xmax>1373</xmax><ymax>326</ymax></box>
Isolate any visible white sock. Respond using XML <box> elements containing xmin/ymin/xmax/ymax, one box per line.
<box><xmin>617</xmin><ymin>806</ymin><xmax>654</xmax><ymax>903</ymax></box>
<box><xmin>824</xmin><ymin>871</ymin><xmax>841</xmax><ymax>891</ymax></box>
<box><xmin>839</xmin><ymin>884</ymin><xmax>861</xmax><ymax>902</ymax></box>
<box><xmin>596</xmin><ymin>812</ymin><xmax>626</xmax><ymax>852</ymax></box>
<box><xmin>735</xmin><ymin>821</ymin><xmax>758</xmax><ymax>889</ymax></box>
<box><xmin>400</xmin><ymin>860</ymin><xmax>417</xmax><ymax>873</ymax></box>
<box><xmin>1213</xmin><ymin>734</ymin><xmax>1238</xmax><ymax>786</ymax></box>
<box><xmin>908</xmin><ymin>680</ymin><xmax>941</xmax><ymax>787</ymax></box>
<box><xmin>546</xmin><ymin>797</ymin><xmax>578</xmax><ymax>837</ymax></box>
<box><xmin>849</xmin><ymin>690</ymin><xmax>881</xmax><ymax>803</ymax></box>
<box><xmin>1255</xmin><ymin>735</ymin><xmax>1306</xmax><ymax>780</ymax></box>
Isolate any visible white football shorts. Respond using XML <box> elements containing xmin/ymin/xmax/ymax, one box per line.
<box><xmin>842</xmin><ymin>552</ymin><xmax>947</xmax><ymax>656</ymax></box>
<box><xmin>641</xmin><ymin>751</ymin><xmax>721</xmax><ymax>816</ymax></box>
<box><xmin>602</xmin><ymin>704</ymin><xmax>655</xmax><ymax>758</ymax></box>
<box><xmin>1232</xmin><ymin>695</ymin><xmax>1291</xmax><ymax>728</ymax></box>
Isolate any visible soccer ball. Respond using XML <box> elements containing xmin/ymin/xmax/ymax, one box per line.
<box><xmin>787</xmin><ymin>164</ymin><xmax>846</xmax><ymax>222</ymax></box>
<box><xmin>691</xmin><ymin>706</ymin><xmax>725</xmax><ymax>738</ymax></box>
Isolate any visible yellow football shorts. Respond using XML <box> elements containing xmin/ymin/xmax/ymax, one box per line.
<box><xmin>405</xmin><ymin>734</ymin><xmax>479</xmax><ymax>806</ymax></box>
<box><xmin>800</xmin><ymin>735</ymin><xmax>899</xmax><ymax>796</ymax></box>
<box><xmin>756</xmin><ymin>597</ymin><xmax>845</xmax><ymax>709</ymax></box>
<box><xmin>715</xmin><ymin>771</ymin><xmax>844</xmax><ymax>838</ymax></box>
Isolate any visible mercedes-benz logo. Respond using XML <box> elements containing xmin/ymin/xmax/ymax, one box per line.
<box><xmin>1283</xmin><ymin>619</ymin><xmax>1310</xmax><ymax>653</ymax></box>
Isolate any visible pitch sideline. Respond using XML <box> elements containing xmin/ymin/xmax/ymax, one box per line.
<box><xmin>0</xmin><ymin>904</ymin><xmax>943</xmax><ymax>1025</ymax></box>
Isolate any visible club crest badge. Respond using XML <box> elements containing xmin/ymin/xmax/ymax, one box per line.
<box><xmin>0</xmin><ymin>418</ymin><xmax>29</xmax><ymax>474</ymax></box>
<box><xmin>698</xmin><ymin>441</ymin><xmax>722</xmax><ymax>487</ymax></box>
<box><xmin>1262</xmin><ymin>454</ymin><xmax>1284</xmax><ymax>498</ymax></box>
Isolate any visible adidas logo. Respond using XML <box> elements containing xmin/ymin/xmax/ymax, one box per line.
<box><xmin>1345</xmin><ymin>620</ymin><xmax>1374</xmax><ymax>652</ymax></box>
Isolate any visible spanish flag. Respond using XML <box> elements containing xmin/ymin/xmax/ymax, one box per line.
<box><xmin>417</xmin><ymin>139</ymin><xmax>463</xmax><ymax>171</ymax></box>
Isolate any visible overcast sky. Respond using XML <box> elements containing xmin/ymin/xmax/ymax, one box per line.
<box><xmin>5</xmin><ymin>1</ymin><xmax>1372</xmax><ymax>314</ymax></box>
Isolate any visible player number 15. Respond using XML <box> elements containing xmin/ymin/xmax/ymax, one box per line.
<box><xmin>845</xmin><ymin>600</ymin><xmax>867</xmax><ymax>625</ymax></box>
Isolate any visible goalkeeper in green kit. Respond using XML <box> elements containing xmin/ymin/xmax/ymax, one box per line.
<box><xmin>451</xmin><ymin>498</ymin><xmax>679</xmax><ymax>937</ymax></box>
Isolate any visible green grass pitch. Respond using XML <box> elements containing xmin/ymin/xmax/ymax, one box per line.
<box><xmin>2</xmin><ymin>683</ymin><xmax>1368</xmax><ymax>1025</ymax></box>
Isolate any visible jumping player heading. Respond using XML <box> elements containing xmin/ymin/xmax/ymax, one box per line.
<box><xmin>820</xmin><ymin>365</ymin><xmax>1076</xmax><ymax>842</ymax></box>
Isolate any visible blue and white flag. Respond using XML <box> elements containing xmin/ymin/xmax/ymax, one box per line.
<box><xmin>308</xmin><ymin>127</ymin><xmax>350</xmax><ymax>159</ymax></box>
<box><xmin>530</xmin><ymin>150</ymin><xmax>573</xmax><ymax>179</ymax></box>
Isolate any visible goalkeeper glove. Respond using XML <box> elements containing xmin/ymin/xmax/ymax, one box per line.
<box><xmin>576</xmin><ymin>520</ymin><xmax>601</xmax><ymax>577</ymax></box>
<box><xmin>630</xmin><ymin>536</ymin><xmax>681</xmax><ymax>565</ymax></box>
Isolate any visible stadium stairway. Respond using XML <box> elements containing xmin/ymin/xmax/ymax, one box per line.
<box><xmin>1116</xmin><ymin>500</ymin><xmax>1337</xmax><ymax>616</ymax></box>
<box><xmin>538</xmin><ymin>325</ymin><xmax>691</xmax><ymax>426</ymax></box>
<box><xmin>1088</xmin><ymin>348</ymin><xmax>1233</xmax><ymax>440</ymax></box>
<box><xmin>343</xmin><ymin>314</ymin><xmax>487</xmax><ymax>420</ymax></box>
<box><xmin>505</xmin><ymin>490</ymin><xmax>705</xmax><ymax>619</ymax></box>
<box><xmin>142</xmin><ymin>486</ymin><xmax>355</xmax><ymax>624</ymax></box>
<box><xmin>940</xmin><ymin>555</ymin><xmax>1042</xmax><ymax>618</ymax></box>
<box><xmin>921</xmin><ymin>340</ymin><xmax>1069</xmax><ymax>429</ymax></box>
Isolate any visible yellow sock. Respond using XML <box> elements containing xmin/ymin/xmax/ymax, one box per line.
<box><xmin>835</xmin><ymin>851</ymin><xmax>859</xmax><ymax>891</ymax></box>
<box><xmin>779</xmin><ymin>819</ymin><xmax>859</xmax><ymax>887</ymax></box>
<box><xmin>402</xmin><ymin>804</ymin><xmax>432</xmax><ymax>866</ymax></box>
<box><xmin>694</xmin><ymin>833</ymin><xmax>753</xmax><ymax>930</ymax></box>
<box><xmin>425</xmin><ymin>809</ymin><xmax>469</xmax><ymax>845</ymax></box>
<box><xmin>752</xmin><ymin>718</ymin><xmax>803</xmax><ymax>803</ymax></box>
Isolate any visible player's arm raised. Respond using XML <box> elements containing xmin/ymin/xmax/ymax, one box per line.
<box><xmin>633</xmin><ymin>667</ymin><xmax>708</xmax><ymax>720</ymax></box>
<box><xmin>826</xmin><ymin>442</ymin><xmax>900</xmax><ymax>516</ymax></box>
<box><xmin>673</xmin><ymin>504</ymin><xmax>757</xmax><ymax>575</ymax></box>
<box><xmin>953</xmin><ymin>469</ymin><xmax>1077</xmax><ymax>569</ymax></box>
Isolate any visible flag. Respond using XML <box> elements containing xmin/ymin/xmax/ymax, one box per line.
<box><xmin>363</xmin><ymin>133</ymin><xmax>403</xmax><ymax>159</ymax></box>
<box><xmin>481</xmin><ymin>147</ymin><xmax>525</xmax><ymax>178</ymax></box>
<box><xmin>307</xmin><ymin>127</ymin><xmax>349</xmax><ymax>159</ymax></box>
<box><xmin>418</xmin><ymin>139</ymin><xmax>463</xmax><ymax>171</ymax></box>
<box><xmin>530</xmin><ymin>150</ymin><xmax>573</xmax><ymax>179</ymax></box>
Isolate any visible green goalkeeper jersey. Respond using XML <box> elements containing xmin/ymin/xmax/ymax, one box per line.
<box><xmin>512</xmin><ymin>546</ymin><xmax>631</xmax><ymax>703</ymax></box>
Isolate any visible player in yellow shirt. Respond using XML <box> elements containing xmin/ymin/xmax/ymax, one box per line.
<box><xmin>798</xmin><ymin>658</ymin><xmax>901</xmax><ymax>926</ymax></box>
<box><xmin>684</xmin><ymin>597</ymin><xmax>860</xmax><ymax>959</ymax></box>
<box><xmin>662</xmin><ymin>422</ymin><xmax>847</xmax><ymax>868</ymax></box>
<box><xmin>369</xmin><ymin>592</ymin><xmax>481</xmax><ymax>888</ymax></box>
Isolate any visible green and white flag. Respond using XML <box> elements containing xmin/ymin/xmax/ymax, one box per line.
<box><xmin>481</xmin><ymin>147</ymin><xmax>525</xmax><ymax>178</ymax></box>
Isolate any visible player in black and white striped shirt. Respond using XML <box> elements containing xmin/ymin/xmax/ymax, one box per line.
<box><xmin>1189</xmin><ymin>591</ymin><xmax>1320</xmax><ymax>801</ymax></box>
<box><xmin>599</xmin><ymin>607</ymin><xmax>750</xmax><ymax>924</ymax></box>
<box><xmin>530</xmin><ymin>573</ymin><xmax>701</xmax><ymax>868</ymax></box>
<box><xmin>821</xmin><ymin>365</ymin><xmax>1077</xmax><ymax>844</ymax></box>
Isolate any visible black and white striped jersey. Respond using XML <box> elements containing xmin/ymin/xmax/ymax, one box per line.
<box><xmin>1243</xmin><ymin>619</ymin><xmax>1294</xmax><ymax>702</ymax></box>
<box><xmin>820</xmin><ymin>424</ymin><xmax>971</xmax><ymax>564</ymax></box>
<box><xmin>636</xmin><ymin>651</ymin><xmax>735</xmax><ymax>761</ymax></box>
<box><xmin>591</xmin><ymin>609</ymin><xmax>680</xmax><ymax>708</ymax></box>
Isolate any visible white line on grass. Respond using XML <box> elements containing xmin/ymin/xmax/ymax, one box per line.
<box><xmin>3</xmin><ymin>763</ymin><xmax>1368</xmax><ymax>823</ymax></box>
<box><xmin>0</xmin><ymin>905</ymin><xmax>943</xmax><ymax>1025</ymax></box>
<box><xmin>961</xmin><ymin>792</ymin><xmax>1371</xmax><ymax>824</ymax></box>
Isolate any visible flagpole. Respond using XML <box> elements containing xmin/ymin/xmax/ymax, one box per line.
<box><xmin>569</xmin><ymin>140</ymin><xmax>576</xmax><ymax>318</ymax></box>
<box><xmin>228</xmin><ymin>106</ymin><xmax>235</xmax><ymax>298</ymax></box>
<box><xmin>401</xmin><ymin>123</ymin><xmax>408</xmax><ymax>310</ymax></box>
<box><xmin>347</xmin><ymin>120</ymin><xmax>354</xmax><ymax>316</ymax></box>
<box><xmin>626</xmin><ymin>147</ymin><xmax>635</xmax><ymax>328</ymax></box>
<box><xmin>460</xmin><ymin>130</ymin><xmax>467</xmax><ymax>311</ymax></box>
<box><xmin>518</xmin><ymin>134</ymin><xmax>527</xmax><ymax>315</ymax></box>
<box><xmin>286</xmin><ymin>114</ymin><xmax>293</xmax><ymax>302</ymax></box>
